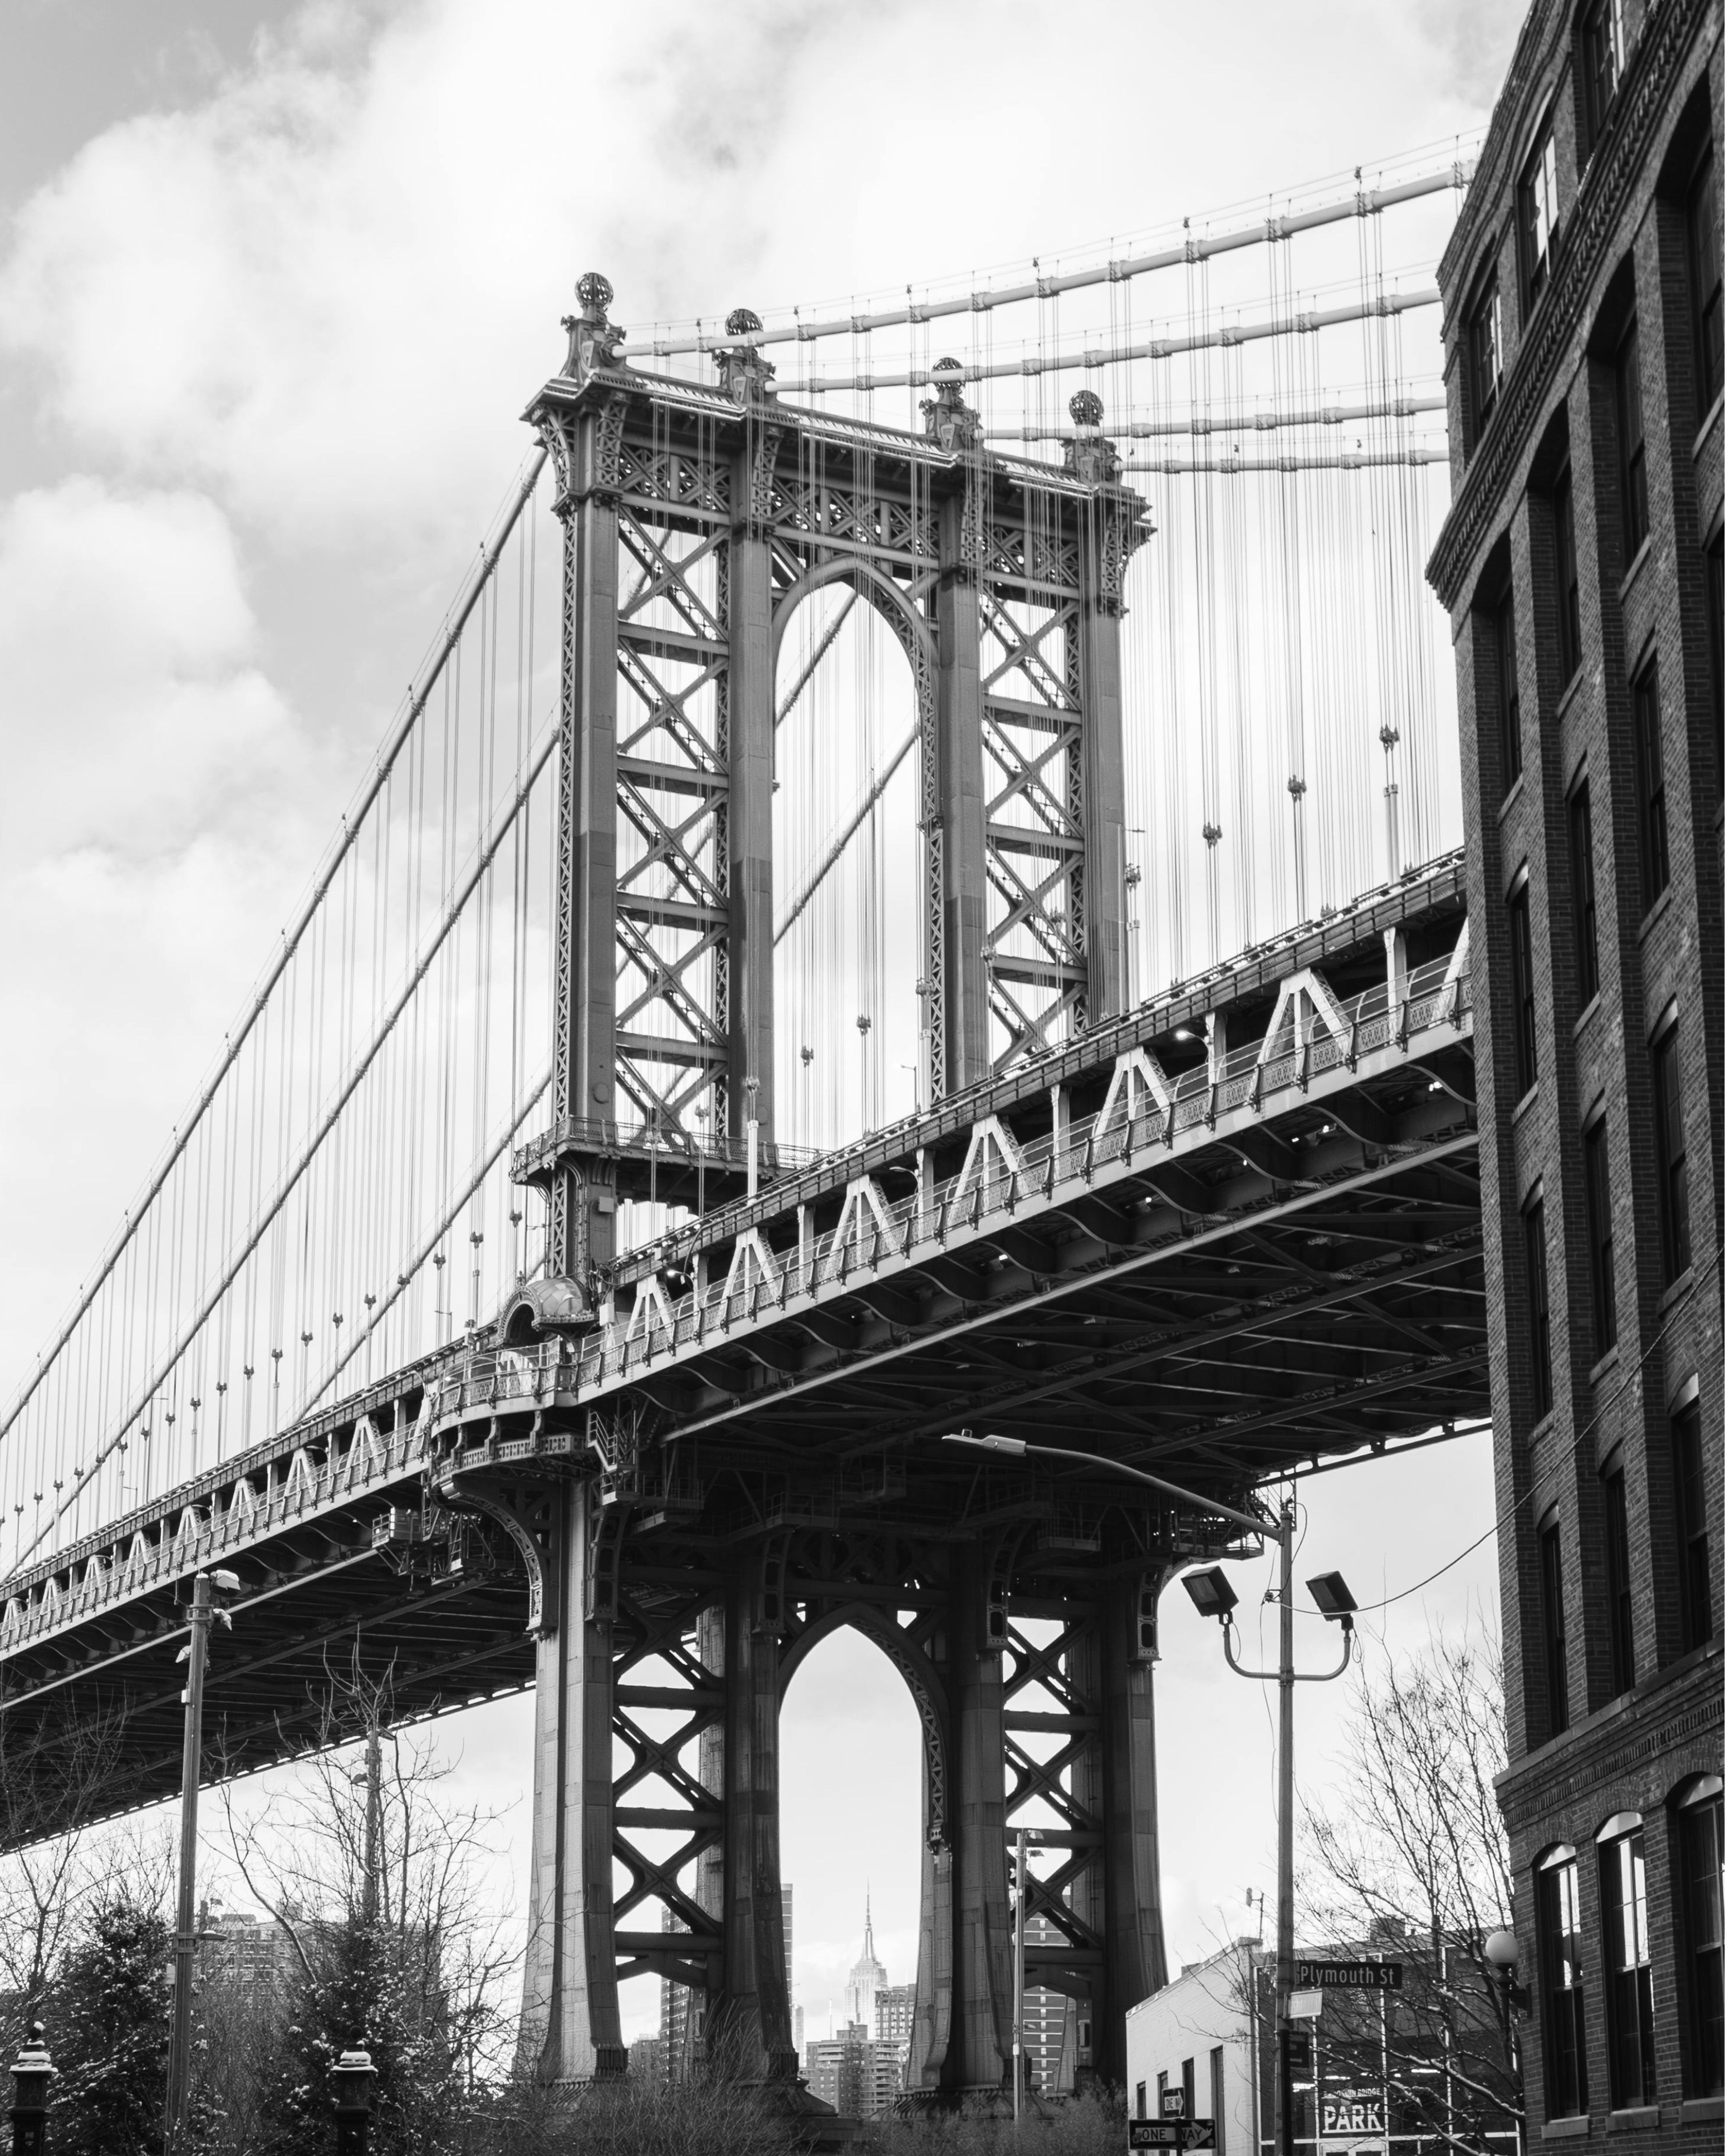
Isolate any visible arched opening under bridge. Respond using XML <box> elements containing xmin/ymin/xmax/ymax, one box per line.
<box><xmin>772</xmin><ymin>565</ymin><xmax>927</xmax><ymax>1152</ymax></box>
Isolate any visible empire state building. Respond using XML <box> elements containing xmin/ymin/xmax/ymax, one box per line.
<box><xmin>844</xmin><ymin>1895</ymin><xmax>888</xmax><ymax>2031</ymax></box>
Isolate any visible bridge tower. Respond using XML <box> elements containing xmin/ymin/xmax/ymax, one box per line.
<box><xmin>491</xmin><ymin>280</ymin><xmax>1158</xmax><ymax>2095</ymax></box>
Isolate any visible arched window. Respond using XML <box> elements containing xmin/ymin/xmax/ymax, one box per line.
<box><xmin>1537</xmin><ymin>1843</ymin><xmax>1587</xmax><ymax>2116</ymax></box>
<box><xmin>1597</xmin><ymin>1811</ymin><xmax>1654</xmax><ymax>2107</ymax></box>
<box><xmin>1676</xmin><ymin>1776</ymin><xmax>1724</xmax><ymax>2097</ymax></box>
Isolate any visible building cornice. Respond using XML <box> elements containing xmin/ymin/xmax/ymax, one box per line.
<box><xmin>1495</xmin><ymin>1645</ymin><xmax>1722</xmax><ymax>1832</ymax></box>
<box><xmin>1427</xmin><ymin>0</ymin><xmax>1716</xmax><ymax>611</ymax></box>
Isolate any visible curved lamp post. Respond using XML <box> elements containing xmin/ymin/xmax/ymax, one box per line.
<box><xmin>941</xmin><ymin>1431</ymin><xmax>1354</xmax><ymax>2156</ymax></box>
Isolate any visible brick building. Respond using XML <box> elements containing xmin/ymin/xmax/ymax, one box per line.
<box><xmin>1427</xmin><ymin>0</ymin><xmax>1722</xmax><ymax>2149</ymax></box>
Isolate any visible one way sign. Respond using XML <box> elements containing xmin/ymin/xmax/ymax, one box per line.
<box><xmin>1130</xmin><ymin>2121</ymin><xmax>1216</xmax><ymax>2150</ymax></box>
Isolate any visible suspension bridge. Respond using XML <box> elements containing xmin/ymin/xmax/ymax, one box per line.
<box><xmin>1</xmin><ymin>149</ymin><xmax>1486</xmax><ymax>2100</ymax></box>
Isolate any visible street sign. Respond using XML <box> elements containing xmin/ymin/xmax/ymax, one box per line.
<box><xmin>1295</xmin><ymin>1959</ymin><xmax>1403</xmax><ymax>1991</ymax></box>
<box><xmin>1129</xmin><ymin>2121</ymin><xmax>1216</xmax><ymax>2150</ymax></box>
<box><xmin>1162</xmin><ymin>2090</ymin><xmax>1187</xmax><ymax>2116</ymax></box>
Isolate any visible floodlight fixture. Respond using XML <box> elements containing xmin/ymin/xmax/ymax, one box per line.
<box><xmin>1182</xmin><ymin>1566</ymin><xmax>1239</xmax><ymax>1622</ymax></box>
<box><xmin>210</xmin><ymin>1569</ymin><xmax>241</xmax><ymax>1592</ymax></box>
<box><xmin>1306</xmin><ymin>1572</ymin><xmax>1357</xmax><ymax>1626</ymax></box>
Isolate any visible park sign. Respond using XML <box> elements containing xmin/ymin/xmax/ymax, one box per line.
<box><xmin>1129</xmin><ymin>2121</ymin><xmax>1217</xmax><ymax>2149</ymax></box>
<box><xmin>1295</xmin><ymin>1959</ymin><xmax>1404</xmax><ymax>1991</ymax></box>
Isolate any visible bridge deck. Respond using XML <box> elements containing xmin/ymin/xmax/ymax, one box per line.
<box><xmin>1</xmin><ymin>855</ymin><xmax>1484</xmax><ymax>1841</ymax></box>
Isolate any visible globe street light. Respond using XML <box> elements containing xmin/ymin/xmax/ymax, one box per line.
<box><xmin>941</xmin><ymin>1431</ymin><xmax>1353</xmax><ymax>2156</ymax></box>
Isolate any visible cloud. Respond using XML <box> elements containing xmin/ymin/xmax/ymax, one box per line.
<box><xmin>1417</xmin><ymin>0</ymin><xmax>1522</xmax><ymax>109</ymax></box>
<box><xmin>0</xmin><ymin>478</ymin><xmax>297</xmax><ymax>864</ymax></box>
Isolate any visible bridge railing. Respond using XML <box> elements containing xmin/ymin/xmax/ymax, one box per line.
<box><xmin>428</xmin><ymin>948</ymin><xmax>1471</xmax><ymax>1420</ymax></box>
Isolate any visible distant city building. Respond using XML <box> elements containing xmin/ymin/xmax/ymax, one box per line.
<box><xmin>629</xmin><ymin>2034</ymin><xmax>667</xmax><ymax>2084</ymax></box>
<box><xmin>195</xmin><ymin>1904</ymin><xmax>293</xmax><ymax>1988</ymax></box>
<box><xmin>805</xmin><ymin>2021</ymin><xmax>903</xmax><ymax>2117</ymax></box>
<box><xmin>845</xmin><ymin>1897</ymin><xmax>886</xmax><ymax>2030</ymax></box>
<box><xmin>876</xmin><ymin>1981</ymin><xmax>915</xmax><ymax>2046</ymax></box>
<box><xmin>1021</xmin><ymin>1913</ymin><xmax>1078</xmax><ymax>2095</ymax></box>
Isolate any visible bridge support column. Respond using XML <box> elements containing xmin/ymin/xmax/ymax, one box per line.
<box><xmin>519</xmin><ymin>1477</ymin><xmax>626</xmax><ymax>2082</ymax></box>
<box><xmin>549</xmin><ymin>405</ymin><xmax>622</xmax><ymax>1282</ymax></box>
<box><xmin>1077</xmin><ymin>504</ymin><xmax>1129</xmax><ymax>1026</ymax></box>
<box><xmin>935</xmin><ymin>483</ymin><xmax>990</xmax><ymax>1091</ymax></box>
<box><xmin>704</xmin><ymin>1556</ymin><xmax>797</xmax><ymax>2084</ymax></box>
<box><xmin>948</xmin><ymin>1541</ymin><xmax>1015</xmax><ymax>2094</ymax></box>
<box><xmin>1096</xmin><ymin>1576</ymin><xmax>1168</xmax><ymax>2081</ymax></box>
<box><xmin>726</xmin><ymin>433</ymin><xmax>778</xmax><ymax>1145</ymax></box>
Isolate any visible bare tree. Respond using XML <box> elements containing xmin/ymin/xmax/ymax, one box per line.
<box><xmin>1294</xmin><ymin>1625</ymin><xmax>1522</xmax><ymax>2156</ymax></box>
<box><xmin>0</xmin><ymin>1694</ymin><xmax>127</xmax><ymax>2050</ymax></box>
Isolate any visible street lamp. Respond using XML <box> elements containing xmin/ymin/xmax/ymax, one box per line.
<box><xmin>8</xmin><ymin>2022</ymin><xmax>55</xmax><ymax>2156</ymax></box>
<box><xmin>1183</xmin><ymin>1538</ymin><xmax>1354</xmax><ymax>2156</ymax></box>
<box><xmin>1482</xmin><ymin>1932</ymin><xmax>1528</xmax><ymax>2156</ymax></box>
<box><xmin>942</xmin><ymin>1432</ymin><xmax>1352</xmax><ymax>2156</ymax></box>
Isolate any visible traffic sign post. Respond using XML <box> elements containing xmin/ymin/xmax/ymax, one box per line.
<box><xmin>1129</xmin><ymin>2121</ymin><xmax>1216</xmax><ymax>2150</ymax></box>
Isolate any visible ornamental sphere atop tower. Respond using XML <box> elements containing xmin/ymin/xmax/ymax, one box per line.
<box><xmin>1069</xmin><ymin>389</ymin><xmax>1104</xmax><ymax>427</ymax></box>
<box><xmin>576</xmin><ymin>271</ymin><xmax>614</xmax><ymax>317</ymax></box>
<box><xmin>726</xmin><ymin>306</ymin><xmax>764</xmax><ymax>339</ymax></box>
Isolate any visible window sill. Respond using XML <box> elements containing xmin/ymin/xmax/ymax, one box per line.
<box><xmin>1542</xmin><ymin>2118</ymin><xmax>1590</xmax><ymax>2140</ymax></box>
<box><xmin>1638</xmin><ymin>885</ymin><xmax>1674</xmax><ymax>939</ymax></box>
<box><xmin>1589</xmin><ymin>1345</ymin><xmax>1621</xmax><ymax>1385</ymax></box>
<box><xmin>1618</xmin><ymin>536</ymin><xmax>1653</xmax><ymax>600</ymax></box>
<box><xmin>1513</xmin><ymin>1082</ymin><xmax>1541</xmax><ymax>1124</ymax></box>
<box><xmin>1606</xmin><ymin>2107</ymin><xmax>1659</xmax><ymax>2131</ymax></box>
<box><xmin>1679</xmin><ymin>2096</ymin><xmax>1724</xmax><ymax>2124</ymax></box>
<box><xmin>1658</xmin><ymin>1268</ymin><xmax>1694</xmax><ymax>1316</ymax></box>
<box><xmin>1572</xmin><ymin>992</ymin><xmax>1601</xmax><ymax>1036</ymax></box>
<box><xmin>1498</xmin><ymin>771</ymin><xmax>1527</xmax><ymax>822</ymax></box>
<box><xmin>1556</xmin><ymin>668</ymin><xmax>1585</xmax><ymax>721</ymax></box>
<box><xmin>1528</xmin><ymin>1407</ymin><xmax>1558</xmax><ymax>1449</ymax></box>
<box><xmin>1695</xmin><ymin>390</ymin><xmax>1725</xmax><ymax>459</ymax></box>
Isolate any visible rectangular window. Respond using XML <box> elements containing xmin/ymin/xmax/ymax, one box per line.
<box><xmin>1603</xmin><ymin>1828</ymin><xmax>1656</xmax><ymax>2107</ymax></box>
<box><xmin>1540</xmin><ymin>1519</ymin><xmax>1570</xmax><ymax>1734</ymax></box>
<box><xmin>1680</xmin><ymin>1789</ymin><xmax>1724</xmax><ymax>2096</ymax></box>
<box><xmin>1633</xmin><ymin>664</ymin><xmax>1670</xmax><ymax>906</ymax></box>
<box><xmin>1137</xmin><ymin>2082</ymin><xmax>1149</xmax><ymax>2122</ymax></box>
<box><xmin>1582</xmin><ymin>0</ymin><xmax>1624</xmax><ymax>154</ymax></box>
<box><xmin>1540</xmin><ymin>1848</ymin><xmax>1587</xmax><ymax>2114</ymax></box>
<box><xmin>1603</xmin><ymin>1466</ymin><xmax>1635</xmax><ymax>1693</ymax></box>
<box><xmin>1618</xmin><ymin>320</ymin><xmax>1648</xmax><ymax>558</ymax></box>
<box><xmin>1211</xmin><ymin>2046</ymin><xmax>1227</xmax><ymax>2156</ymax></box>
<box><xmin>1497</xmin><ymin>591</ymin><xmax>1522</xmax><ymax>787</ymax></box>
<box><xmin>1471</xmin><ymin>273</ymin><xmax>1503</xmax><ymax>434</ymax></box>
<box><xmin>1584</xmin><ymin>1113</ymin><xmax>1616</xmax><ymax>1354</ymax></box>
<box><xmin>1521</xmin><ymin>121</ymin><xmax>1561</xmax><ymax>313</ymax></box>
<box><xmin>1158</xmin><ymin>2070</ymin><xmax>1169</xmax><ymax>2115</ymax></box>
<box><xmin>1653</xmin><ymin>1021</ymin><xmax>1692</xmax><ymax>1283</ymax></box>
<box><xmin>1570</xmin><ymin>781</ymin><xmax>1600</xmax><ymax>1005</ymax></box>
<box><xmin>1674</xmin><ymin>1400</ymin><xmax>1713</xmax><ymax>1651</ymax></box>
<box><xmin>1182</xmin><ymin>2056</ymin><xmax>1197</xmax><ymax>2121</ymax></box>
<box><xmin>1508</xmin><ymin>878</ymin><xmax>1538</xmax><ymax>1096</ymax></box>
<box><xmin>1691</xmin><ymin>145</ymin><xmax>1722</xmax><ymax>415</ymax></box>
<box><xmin>1526</xmin><ymin>1198</ymin><xmax>1554</xmax><ymax>1420</ymax></box>
<box><xmin>1555</xmin><ymin>465</ymin><xmax>1582</xmax><ymax>684</ymax></box>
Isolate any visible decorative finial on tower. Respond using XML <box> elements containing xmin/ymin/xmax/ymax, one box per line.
<box><xmin>561</xmin><ymin>271</ymin><xmax>627</xmax><ymax>384</ymax></box>
<box><xmin>1063</xmin><ymin>387</ymin><xmax>1122</xmax><ymax>483</ymax></box>
<box><xmin>716</xmin><ymin>305</ymin><xmax>776</xmax><ymax>404</ymax></box>
<box><xmin>921</xmin><ymin>357</ymin><xmax>984</xmax><ymax>452</ymax></box>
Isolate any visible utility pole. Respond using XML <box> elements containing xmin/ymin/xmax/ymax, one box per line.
<box><xmin>165</xmin><ymin>1569</ymin><xmax>237</xmax><ymax>2153</ymax></box>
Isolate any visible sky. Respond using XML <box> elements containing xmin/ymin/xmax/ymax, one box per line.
<box><xmin>0</xmin><ymin>0</ymin><xmax>1520</xmax><ymax>2052</ymax></box>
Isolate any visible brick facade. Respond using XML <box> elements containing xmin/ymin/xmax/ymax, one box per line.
<box><xmin>1429</xmin><ymin>0</ymin><xmax>1723</xmax><ymax>2149</ymax></box>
